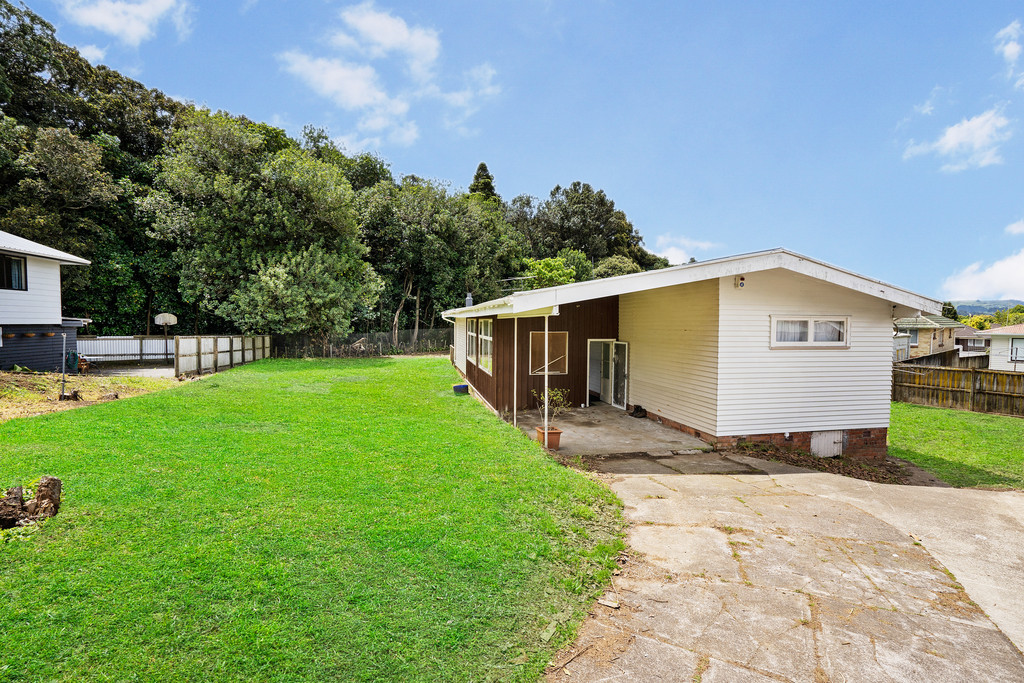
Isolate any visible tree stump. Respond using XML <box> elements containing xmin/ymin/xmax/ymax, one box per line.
<box><xmin>0</xmin><ymin>477</ymin><xmax>62</xmax><ymax>528</ymax></box>
<box><xmin>0</xmin><ymin>486</ymin><xmax>25</xmax><ymax>529</ymax></box>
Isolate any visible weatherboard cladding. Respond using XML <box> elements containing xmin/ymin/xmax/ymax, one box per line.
<box><xmin>453</xmin><ymin>317</ymin><xmax>466</xmax><ymax>373</ymax></box>
<box><xmin>618</xmin><ymin>279</ymin><xmax>720</xmax><ymax>435</ymax></box>
<box><xmin>0</xmin><ymin>324</ymin><xmax>78</xmax><ymax>372</ymax></box>
<box><xmin>715</xmin><ymin>270</ymin><xmax>894</xmax><ymax>435</ymax></box>
<box><xmin>0</xmin><ymin>255</ymin><xmax>63</xmax><ymax>325</ymax></box>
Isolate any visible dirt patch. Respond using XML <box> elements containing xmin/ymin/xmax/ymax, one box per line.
<box><xmin>0</xmin><ymin>371</ymin><xmax>177</xmax><ymax>422</ymax></box>
<box><xmin>730</xmin><ymin>443</ymin><xmax>947</xmax><ymax>487</ymax></box>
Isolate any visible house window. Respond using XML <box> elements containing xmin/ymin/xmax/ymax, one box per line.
<box><xmin>1</xmin><ymin>255</ymin><xmax>27</xmax><ymax>290</ymax></box>
<box><xmin>530</xmin><ymin>331</ymin><xmax>568</xmax><ymax>375</ymax></box>
<box><xmin>467</xmin><ymin>319</ymin><xmax>477</xmax><ymax>365</ymax></box>
<box><xmin>478</xmin><ymin>319</ymin><xmax>493</xmax><ymax>374</ymax></box>
<box><xmin>905</xmin><ymin>329</ymin><xmax>918</xmax><ymax>346</ymax></box>
<box><xmin>1011</xmin><ymin>338</ymin><xmax>1024</xmax><ymax>362</ymax></box>
<box><xmin>771</xmin><ymin>316</ymin><xmax>850</xmax><ymax>348</ymax></box>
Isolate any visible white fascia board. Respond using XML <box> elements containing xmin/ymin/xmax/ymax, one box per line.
<box><xmin>0</xmin><ymin>230</ymin><xmax>90</xmax><ymax>265</ymax></box>
<box><xmin>444</xmin><ymin>248</ymin><xmax>940</xmax><ymax>319</ymax></box>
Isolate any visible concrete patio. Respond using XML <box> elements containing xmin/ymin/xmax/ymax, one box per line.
<box><xmin>515</xmin><ymin>402</ymin><xmax>710</xmax><ymax>456</ymax></box>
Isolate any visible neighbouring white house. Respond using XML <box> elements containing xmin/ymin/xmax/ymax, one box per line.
<box><xmin>977</xmin><ymin>323</ymin><xmax>1024</xmax><ymax>372</ymax></box>
<box><xmin>443</xmin><ymin>248</ymin><xmax>940</xmax><ymax>461</ymax></box>
<box><xmin>0</xmin><ymin>230</ymin><xmax>90</xmax><ymax>372</ymax></box>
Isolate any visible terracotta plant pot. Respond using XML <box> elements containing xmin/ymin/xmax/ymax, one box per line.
<box><xmin>536</xmin><ymin>427</ymin><xmax>563</xmax><ymax>450</ymax></box>
<box><xmin>22</xmin><ymin>332</ymin><xmax>36</xmax><ymax>337</ymax></box>
<box><xmin>2</xmin><ymin>334</ymin><xmax>14</xmax><ymax>339</ymax></box>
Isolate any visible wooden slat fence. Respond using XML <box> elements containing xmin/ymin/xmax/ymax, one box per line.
<box><xmin>893</xmin><ymin>365</ymin><xmax>1024</xmax><ymax>417</ymax></box>
<box><xmin>78</xmin><ymin>335</ymin><xmax>174</xmax><ymax>364</ymax></box>
<box><xmin>175</xmin><ymin>335</ymin><xmax>271</xmax><ymax>377</ymax></box>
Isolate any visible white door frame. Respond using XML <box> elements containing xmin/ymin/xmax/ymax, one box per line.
<box><xmin>586</xmin><ymin>338</ymin><xmax>615</xmax><ymax>407</ymax></box>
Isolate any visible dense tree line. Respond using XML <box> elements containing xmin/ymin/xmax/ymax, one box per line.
<box><xmin>0</xmin><ymin>1</ymin><xmax>667</xmax><ymax>341</ymax></box>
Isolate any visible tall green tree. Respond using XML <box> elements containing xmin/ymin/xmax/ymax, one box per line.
<box><xmin>142</xmin><ymin>110</ymin><xmax>379</xmax><ymax>340</ymax></box>
<box><xmin>468</xmin><ymin>162</ymin><xmax>498</xmax><ymax>200</ymax></box>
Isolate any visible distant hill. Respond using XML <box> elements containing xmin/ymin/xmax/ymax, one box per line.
<box><xmin>950</xmin><ymin>300</ymin><xmax>1024</xmax><ymax>315</ymax></box>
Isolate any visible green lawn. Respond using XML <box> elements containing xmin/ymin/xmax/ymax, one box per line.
<box><xmin>889</xmin><ymin>401</ymin><xmax>1024</xmax><ymax>489</ymax></box>
<box><xmin>0</xmin><ymin>357</ymin><xmax>622</xmax><ymax>682</ymax></box>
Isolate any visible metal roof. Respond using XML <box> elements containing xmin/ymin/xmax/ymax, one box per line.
<box><xmin>0</xmin><ymin>230</ymin><xmax>90</xmax><ymax>265</ymax></box>
<box><xmin>444</xmin><ymin>248</ymin><xmax>941</xmax><ymax>319</ymax></box>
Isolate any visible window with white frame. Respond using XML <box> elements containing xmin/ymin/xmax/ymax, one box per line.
<box><xmin>467</xmin><ymin>319</ymin><xmax>478</xmax><ymax>364</ymax></box>
<box><xmin>771</xmin><ymin>316</ymin><xmax>850</xmax><ymax>348</ymax></box>
<box><xmin>1011</xmin><ymin>338</ymin><xmax>1024</xmax><ymax>362</ymax></box>
<box><xmin>530</xmin><ymin>331</ymin><xmax>568</xmax><ymax>375</ymax></box>
<box><xmin>478</xmin><ymin>319</ymin><xmax>493</xmax><ymax>374</ymax></box>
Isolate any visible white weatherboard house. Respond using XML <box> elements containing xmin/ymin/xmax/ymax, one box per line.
<box><xmin>443</xmin><ymin>249</ymin><xmax>940</xmax><ymax>461</ymax></box>
<box><xmin>977</xmin><ymin>323</ymin><xmax>1024</xmax><ymax>372</ymax></box>
<box><xmin>0</xmin><ymin>230</ymin><xmax>90</xmax><ymax>372</ymax></box>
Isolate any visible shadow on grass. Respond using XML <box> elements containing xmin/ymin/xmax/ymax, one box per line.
<box><xmin>888</xmin><ymin>447</ymin><xmax>1023</xmax><ymax>490</ymax></box>
<box><xmin>245</xmin><ymin>357</ymin><xmax>398</xmax><ymax>373</ymax></box>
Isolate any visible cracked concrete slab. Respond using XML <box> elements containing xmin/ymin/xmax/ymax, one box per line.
<box><xmin>548</xmin><ymin>455</ymin><xmax>1024</xmax><ymax>682</ymax></box>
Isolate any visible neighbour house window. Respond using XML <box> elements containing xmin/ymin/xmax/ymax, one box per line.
<box><xmin>467</xmin><ymin>319</ymin><xmax>478</xmax><ymax>365</ymax></box>
<box><xmin>906</xmin><ymin>329</ymin><xmax>918</xmax><ymax>346</ymax></box>
<box><xmin>770</xmin><ymin>316</ymin><xmax>850</xmax><ymax>348</ymax></box>
<box><xmin>1011</xmin><ymin>338</ymin><xmax>1024</xmax><ymax>362</ymax></box>
<box><xmin>1</xmin><ymin>255</ymin><xmax>27</xmax><ymax>290</ymax></box>
<box><xmin>478</xmin><ymin>319</ymin><xmax>493</xmax><ymax>374</ymax></box>
<box><xmin>530</xmin><ymin>331</ymin><xmax>568</xmax><ymax>375</ymax></box>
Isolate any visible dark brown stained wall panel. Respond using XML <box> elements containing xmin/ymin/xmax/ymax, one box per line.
<box><xmin>491</xmin><ymin>296</ymin><xmax>619</xmax><ymax>413</ymax></box>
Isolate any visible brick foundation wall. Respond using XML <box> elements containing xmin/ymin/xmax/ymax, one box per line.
<box><xmin>630</xmin><ymin>405</ymin><xmax>888</xmax><ymax>462</ymax></box>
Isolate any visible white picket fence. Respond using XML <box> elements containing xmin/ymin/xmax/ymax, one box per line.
<box><xmin>174</xmin><ymin>335</ymin><xmax>271</xmax><ymax>377</ymax></box>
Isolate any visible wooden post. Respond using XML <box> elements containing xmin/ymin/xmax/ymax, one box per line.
<box><xmin>174</xmin><ymin>335</ymin><xmax>180</xmax><ymax>377</ymax></box>
<box><xmin>196</xmin><ymin>335</ymin><xmax>202</xmax><ymax>375</ymax></box>
<box><xmin>968</xmin><ymin>368</ymin><xmax>976</xmax><ymax>412</ymax></box>
<box><xmin>213</xmin><ymin>336</ymin><xmax>219</xmax><ymax>373</ymax></box>
<box><xmin>139</xmin><ymin>336</ymin><xmax>144</xmax><ymax>362</ymax></box>
<box><xmin>229</xmin><ymin>336</ymin><xmax>235</xmax><ymax>368</ymax></box>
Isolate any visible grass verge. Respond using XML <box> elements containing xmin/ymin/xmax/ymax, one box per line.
<box><xmin>0</xmin><ymin>357</ymin><xmax>622</xmax><ymax>682</ymax></box>
<box><xmin>888</xmin><ymin>401</ymin><xmax>1024</xmax><ymax>489</ymax></box>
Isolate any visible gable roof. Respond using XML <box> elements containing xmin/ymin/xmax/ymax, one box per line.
<box><xmin>0</xmin><ymin>230</ymin><xmax>90</xmax><ymax>265</ymax></box>
<box><xmin>977</xmin><ymin>323</ymin><xmax>1024</xmax><ymax>336</ymax></box>
<box><xmin>443</xmin><ymin>248</ymin><xmax>941</xmax><ymax>319</ymax></box>
<box><xmin>894</xmin><ymin>314</ymin><xmax>964</xmax><ymax>330</ymax></box>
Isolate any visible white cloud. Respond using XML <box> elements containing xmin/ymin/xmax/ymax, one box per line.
<box><xmin>653</xmin><ymin>235</ymin><xmax>718</xmax><ymax>265</ymax></box>
<box><xmin>913</xmin><ymin>86</ymin><xmax>946</xmax><ymax>116</ymax></box>
<box><xmin>1006</xmin><ymin>219</ymin><xmax>1024</xmax><ymax>235</ymax></box>
<box><xmin>338</xmin><ymin>2</ymin><xmax>440</xmax><ymax>83</ymax></box>
<box><xmin>996</xmin><ymin>20</ymin><xmax>1022</xmax><ymax>66</ymax></box>
<box><xmin>903</xmin><ymin>107</ymin><xmax>1011</xmax><ymax>171</ymax></box>
<box><xmin>942</xmin><ymin>248</ymin><xmax>1024</xmax><ymax>299</ymax></box>
<box><xmin>279</xmin><ymin>2</ymin><xmax>498</xmax><ymax>148</ymax></box>
<box><xmin>57</xmin><ymin>0</ymin><xmax>193</xmax><ymax>46</ymax></box>
<box><xmin>77</xmin><ymin>44</ymin><xmax>107</xmax><ymax>63</ymax></box>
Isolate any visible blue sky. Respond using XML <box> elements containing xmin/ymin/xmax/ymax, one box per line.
<box><xmin>32</xmin><ymin>0</ymin><xmax>1024</xmax><ymax>302</ymax></box>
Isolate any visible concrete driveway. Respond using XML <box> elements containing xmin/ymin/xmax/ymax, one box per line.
<box><xmin>549</xmin><ymin>453</ymin><xmax>1024</xmax><ymax>682</ymax></box>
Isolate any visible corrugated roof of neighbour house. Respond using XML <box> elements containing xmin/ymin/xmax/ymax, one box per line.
<box><xmin>893</xmin><ymin>314</ymin><xmax>963</xmax><ymax>330</ymax></box>
<box><xmin>0</xmin><ymin>230</ymin><xmax>90</xmax><ymax>265</ymax></box>
<box><xmin>443</xmin><ymin>248</ymin><xmax>941</xmax><ymax>320</ymax></box>
<box><xmin>977</xmin><ymin>323</ymin><xmax>1024</xmax><ymax>336</ymax></box>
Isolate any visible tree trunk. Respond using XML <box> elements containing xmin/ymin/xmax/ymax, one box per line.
<box><xmin>391</xmin><ymin>274</ymin><xmax>413</xmax><ymax>348</ymax></box>
<box><xmin>411</xmin><ymin>287</ymin><xmax>421</xmax><ymax>350</ymax></box>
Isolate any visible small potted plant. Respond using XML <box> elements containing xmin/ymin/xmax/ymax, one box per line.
<box><xmin>532</xmin><ymin>387</ymin><xmax>572</xmax><ymax>450</ymax></box>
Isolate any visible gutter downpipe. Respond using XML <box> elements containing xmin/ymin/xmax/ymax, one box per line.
<box><xmin>513</xmin><ymin>316</ymin><xmax>518</xmax><ymax>427</ymax></box>
<box><xmin>544</xmin><ymin>314</ymin><xmax>549</xmax><ymax>448</ymax></box>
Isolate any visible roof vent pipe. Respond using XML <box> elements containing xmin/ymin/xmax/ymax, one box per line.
<box><xmin>465</xmin><ymin>292</ymin><xmax>473</xmax><ymax>307</ymax></box>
